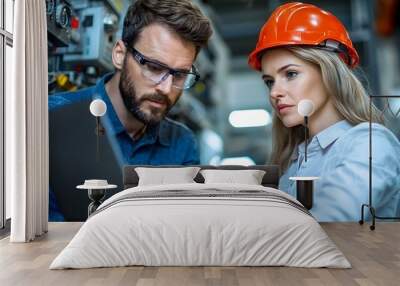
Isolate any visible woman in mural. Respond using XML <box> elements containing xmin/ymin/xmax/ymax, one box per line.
<box><xmin>248</xmin><ymin>2</ymin><xmax>400</xmax><ymax>221</ymax></box>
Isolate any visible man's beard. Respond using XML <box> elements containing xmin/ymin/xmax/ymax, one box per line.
<box><xmin>119</xmin><ymin>64</ymin><xmax>173</xmax><ymax>126</ymax></box>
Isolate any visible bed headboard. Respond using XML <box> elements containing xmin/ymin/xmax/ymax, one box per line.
<box><xmin>123</xmin><ymin>165</ymin><xmax>280</xmax><ymax>189</ymax></box>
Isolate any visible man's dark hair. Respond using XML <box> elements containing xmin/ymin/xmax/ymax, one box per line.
<box><xmin>122</xmin><ymin>0</ymin><xmax>213</xmax><ymax>54</ymax></box>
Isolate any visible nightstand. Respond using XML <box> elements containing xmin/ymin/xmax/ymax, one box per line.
<box><xmin>289</xmin><ymin>177</ymin><xmax>319</xmax><ymax>210</ymax></box>
<box><xmin>76</xmin><ymin>180</ymin><xmax>117</xmax><ymax>216</ymax></box>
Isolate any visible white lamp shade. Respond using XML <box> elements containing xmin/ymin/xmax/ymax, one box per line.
<box><xmin>89</xmin><ymin>99</ymin><xmax>107</xmax><ymax>117</ymax></box>
<box><xmin>297</xmin><ymin>99</ymin><xmax>315</xmax><ymax>117</ymax></box>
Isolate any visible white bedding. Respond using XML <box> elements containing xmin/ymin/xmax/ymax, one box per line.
<box><xmin>50</xmin><ymin>183</ymin><xmax>350</xmax><ymax>269</ymax></box>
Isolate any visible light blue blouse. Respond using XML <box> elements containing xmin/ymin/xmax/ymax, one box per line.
<box><xmin>279</xmin><ymin>120</ymin><xmax>400</xmax><ymax>221</ymax></box>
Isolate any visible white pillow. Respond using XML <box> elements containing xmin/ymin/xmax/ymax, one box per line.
<box><xmin>135</xmin><ymin>167</ymin><xmax>201</xmax><ymax>186</ymax></box>
<box><xmin>200</xmin><ymin>169</ymin><xmax>266</xmax><ymax>185</ymax></box>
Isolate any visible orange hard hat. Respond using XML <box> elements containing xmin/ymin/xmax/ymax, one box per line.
<box><xmin>248</xmin><ymin>2</ymin><xmax>359</xmax><ymax>70</ymax></box>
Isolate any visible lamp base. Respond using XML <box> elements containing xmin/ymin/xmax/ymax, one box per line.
<box><xmin>359</xmin><ymin>204</ymin><xmax>376</xmax><ymax>230</ymax></box>
<box><xmin>88</xmin><ymin>189</ymin><xmax>106</xmax><ymax>217</ymax></box>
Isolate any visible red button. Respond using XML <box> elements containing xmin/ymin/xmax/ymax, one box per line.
<box><xmin>71</xmin><ymin>17</ymin><xmax>79</xmax><ymax>29</ymax></box>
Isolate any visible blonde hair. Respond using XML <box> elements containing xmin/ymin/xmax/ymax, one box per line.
<box><xmin>270</xmin><ymin>47</ymin><xmax>383</xmax><ymax>171</ymax></box>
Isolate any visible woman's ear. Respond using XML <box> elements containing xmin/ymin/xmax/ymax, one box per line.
<box><xmin>112</xmin><ymin>40</ymin><xmax>126</xmax><ymax>70</ymax></box>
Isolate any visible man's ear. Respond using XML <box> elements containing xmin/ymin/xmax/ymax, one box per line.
<box><xmin>112</xmin><ymin>40</ymin><xmax>126</xmax><ymax>70</ymax></box>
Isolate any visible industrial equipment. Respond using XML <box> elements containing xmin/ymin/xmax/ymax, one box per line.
<box><xmin>46</xmin><ymin>0</ymin><xmax>73</xmax><ymax>47</ymax></box>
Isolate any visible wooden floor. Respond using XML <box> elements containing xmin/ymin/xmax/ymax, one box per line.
<box><xmin>0</xmin><ymin>222</ymin><xmax>399</xmax><ymax>286</ymax></box>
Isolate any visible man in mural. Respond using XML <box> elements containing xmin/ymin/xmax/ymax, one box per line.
<box><xmin>49</xmin><ymin>0</ymin><xmax>213</xmax><ymax>220</ymax></box>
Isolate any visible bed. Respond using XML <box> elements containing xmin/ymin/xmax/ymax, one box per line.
<box><xmin>50</xmin><ymin>165</ymin><xmax>350</xmax><ymax>269</ymax></box>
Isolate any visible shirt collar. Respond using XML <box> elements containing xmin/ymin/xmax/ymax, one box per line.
<box><xmin>140</xmin><ymin>122</ymin><xmax>171</xmax><ymax>147</ymax></box>
<box><xmin>315</xmin><ymin>120</ymin><xmax>353</xmax><ymax>149</ymax></box>
<box><xmin>94</xmin><ymin>73</ymin><xmax>171</xmax><ymax>146</ymax></box>
<box><xmin>290</xmin><ymin>120</ymin><xmax>353</xmax><ymax>160</ymax></box>
<box><xmin>157</xmin><ymin>118</ymin><xmax>174</xmax><ymax>146</ymax></box>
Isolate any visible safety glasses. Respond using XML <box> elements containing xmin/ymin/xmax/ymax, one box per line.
<box><xmin>125</xmin><ymin>44</ymin><xmax>200</xmax><ymax>90</ymax></box>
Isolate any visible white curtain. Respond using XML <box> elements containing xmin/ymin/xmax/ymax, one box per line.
<box><xmin>6</xmin><ymin>0</ymin><xmax>48</xmax><ymax>242</ymax></box>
